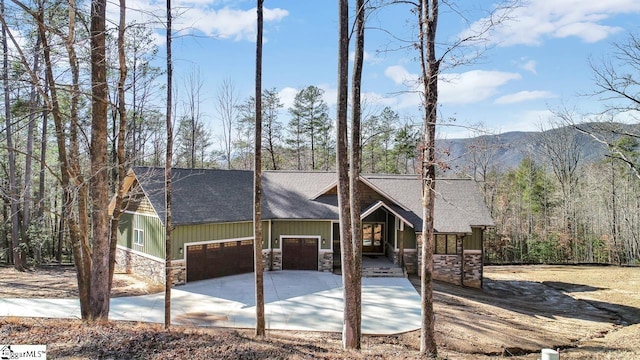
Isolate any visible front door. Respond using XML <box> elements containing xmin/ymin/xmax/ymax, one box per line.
<box><xmin>362</xmin><ymin>223</ymin><xmax>384</xmax><ymax>254</ymax></box>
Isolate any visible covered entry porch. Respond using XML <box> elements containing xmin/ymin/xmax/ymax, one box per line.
<box><xmin>332</xmin><ymin>200</ymin><xmax>416</xmax><ymax>277</ymax></box>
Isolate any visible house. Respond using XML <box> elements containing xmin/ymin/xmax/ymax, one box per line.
<box><xmin>113</xmin><ymin>167</ymin><xmax>494</xmax><ymax>288</ymax></box>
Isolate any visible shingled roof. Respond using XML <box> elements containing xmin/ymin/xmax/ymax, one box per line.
<box><xmin>128</xmin><ymin>167</ymin><xmax>493</xmax><ymax>233</ymax></box>
<box><xmin>130</xmin><ymin>167</ymin><xmax>254</xmax><ymax>225</ymax></box>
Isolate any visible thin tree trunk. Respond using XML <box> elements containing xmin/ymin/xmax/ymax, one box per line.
<box><xmin>37</xmin><ymin>91</ymin><xmax>48</xmax><ymax>222</ymax></box>
<box><xmin>337</xmin><ymin>0</ymin><xmax>357</xmax><ymax>349</ymax></box>
<box><xmin>23</xmin><ymin>33</ymin><xmax>41</xmax><ymax>247</ymax></box>
<box><xmin>348</xmin><ymin>0</ymin><xmax>365</xmax><ymax>349</ymax></box>
<box><xmin>254</xmin><ymin>0</ymin><xmax>265</xmax><ymax>337</ymax></box>
<box><xmin>2</xmin><ymin>0</ymin><xmax>25</xmax><ymax>271</ymax></box>
<box><xmin>419</xmin><ymin>0</ymin><xmax>438</xmax><ymax>356</ymax></box>
<box><xmin>89</xmin><ymin>0</ymin><xmax>111</xmax><ymax>321</ymax></box>
<box><xmin>164</xmin><ymin>0</ymin><xmax>173</xmax><ymax>329</ymax></box>
<box><xmin>109</xmin><ymin>0</ymin><xmax>128</xmax><ymax>295</ymax></box>
<box><xmin>66</xmin><ymin>0</ymin><xmax>93</xmax><ymax>319</ymax></box>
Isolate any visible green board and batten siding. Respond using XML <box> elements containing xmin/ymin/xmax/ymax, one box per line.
<box><xmin>171</xmin><ymin>221</ymin><xmax>270</xmax><ymax>260</ymax></box>
<box><xmin>271</xmin><ymin>220</ymin><xmax>332</xmax><ymax>250</ymax></box>
<box><xmin>118</xmin><ymin>212</ymin><xmax>165</xmax><ymax>259</ymax></box>
<box><xmin>395</xmin><ymin>228</ymin><xmax>416</xmax><ymax>249</ymax></box>
<box><xmin>463</xmin><ymin>227</ymin><xmax>483</xmax><ymax>250</ymax></box>
<box><xmin>119</xmin><ymin>213</ymin><xmax>272</xmax><ymax>261</ymax></box>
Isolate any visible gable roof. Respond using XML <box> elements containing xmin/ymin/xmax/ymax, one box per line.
<box><xmin>365</xmin><ymin>175</ymin><xmax>495</xmax><ymax>232</ymax></box>
<box><xmin>130</xmin><ymin>167</ymin><xmax>254</xmax><ymax>225</ymax></box>
<box><xmin>127</xmin><ymin>167</ymin><xmax>493</xmax><ymax>233</ymax></box>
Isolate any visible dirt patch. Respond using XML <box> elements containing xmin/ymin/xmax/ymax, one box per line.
<box><xmin>0</xmin><ymin>265</ymin><xmax>163</xmax><ymax>298</ymax></box>
<box><xmin>1</xmin><ymin>265</ymin><xmax>639</xmax><ymax>359</ymax></box>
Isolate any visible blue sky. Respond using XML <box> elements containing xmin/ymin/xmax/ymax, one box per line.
<box><xmin>120</xmin><ymin>0</ymin><xmax>640</xmax><ymax>140</ymax></box>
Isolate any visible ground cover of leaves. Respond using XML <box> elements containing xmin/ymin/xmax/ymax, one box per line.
<box><xmin>1</xmin><ymin>265</ymin><xmax>639</xmax><ymax>359</ymax></box>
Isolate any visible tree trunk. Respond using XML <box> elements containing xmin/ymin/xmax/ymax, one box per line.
<box><xmin>109</xmin><ymin>0</ymin><xmax>128</xmax><ymax>296</ymax></box>
<box><xmin>89</xmin><ymin>0</ymin><xmax>111</xmax><ymax>321</ymax></box>
<box><xmin>2</xmin><ymin>0</ymin><xmax>25</xmax><ymax>271</ymax></box>
<box><xmin>23</xmin><ymin>32</ymin><xmax>42</xmax><ymax>248</ymax></box>
<box><xmin>37</xmin><ymin>89</ymin><xmax>48</xmax><ymax>223</ymax></box>
<box><xmin>419</xmin><ymin>0</ymin><xmax>438</xmax><ymax>356</ymax></box>
<box><xmin>164</xmin><ymin>0</ymin><xmax>173</xmax><ymax>329</ymax></box>
<box><xmin>254</xmin><ymin>0</ymin><xmax>265</xmax><ymax>337</ymax></box>
<box><xmin>347</xmin><ymin>0</ymin><xmax>365</xmax><ymax>349</ymax></box>
<box><xmin>337</xmin><ymin>0</ymin><xmax>358</xmax><ymax>350</ymax></box>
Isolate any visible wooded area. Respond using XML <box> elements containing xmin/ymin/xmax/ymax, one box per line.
<box><xmin>0</xmin><ymin>0</ymin><xmax>638</xmax><ymax>340</ymax></box>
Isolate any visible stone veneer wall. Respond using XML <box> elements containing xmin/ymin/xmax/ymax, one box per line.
<box><xmin>433</xmin><ymin>255</ymin><xmax>462</xmax><ymax>285</ymax></box>
<box><xmin>416</xmin><ymin>233</ymin><xmax>483</xmax><ymax>287</ymax></box>
<box><xmin>171</xmin><ymin>260</ymin><xmax>186</xmax><ymax>285</ymax></box>
<box><xmin>270</xmin><ymin>250</ymin><xmax>282</xmax><ymax>270</ymax></box>
<box><xmin>391</xmin><ymin>249</ymin><xmax>417</xmax><ymax>275</ymax></box>
<box><xmin>319</xmin><ymin>252</ymin><xmax>333</xmax><ymax>272</ymax></box>
<box><xmin>116</xmin><ymin>247</ymin><xmax>165</xmax><ymax>285</ymax></box>
<box><xmin>262</xmin><ymin>249</ymin><xmax>271</xmax><ymax>271</ymax></box>
<box><xmin>462</xmin><ymin>250</ymin><xmax>482</xmax><ymax>288</ymax></box>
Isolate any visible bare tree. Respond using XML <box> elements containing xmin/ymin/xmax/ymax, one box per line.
<box><xmin>176</xmin><ymin>69</ymin><xmax>211</xmax><ymax>168</ymax></box>
<box><xmin>346</xmin><ymin>0</ymin><xmax>366</xmax><ymax>349</ymax></box>
<box><xmin>88</xmin><ymin>0</ymin><xmax>112</xmax><ymax>320</ymax></box>
<box><xmin>336</xmin><ymin>0</ymin><xmax>357</xmax><ymax>350</ymax></box>
<box><xmin>417</xmin><ymin>0</ymin><xmax>438</xmax><ymax>355</ymax></box>
<box><xmin>164</xmin><ymin>0</ymin><xmax>174</xmax><ymax>329</ymax></box>
<box><xmin>254</xmin><ymin>0</ymin><xmax>265</xmax><ymax>337</ymax></box>
<box><xmin>4</xmin><ymin>0</ymin><xmax>93</xmax><ymax>315</ymax></box>
<box><xmin>217</xmin><ymin>78</ymin><xmax>239</xmax><ymax>169</ymax></box>
<box><xmin>1</xmin><ymin>0</ymin><xmax>24</xmax><ymax>270</ymax></box>
<box><xmin>580</xmin><ymin>33</ymin><xmax>640</xmax><ymax>180</ymax></box>
<box><xmin>534</xmin><ymin>117</ymin><xmax>583</xmax><ymax>259</ymax></box>
<box><xmin>109</xmin><ymin>0</ymin><xmax>128</xmax><ymax>305</ymax></box>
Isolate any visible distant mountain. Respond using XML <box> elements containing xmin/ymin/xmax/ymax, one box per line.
<box><xmin>435</xmin><ymin>123</ymin><xmax>639</xmax><ymax>175</ymax></box>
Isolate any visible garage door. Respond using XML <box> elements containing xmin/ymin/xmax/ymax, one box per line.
<box><xmin>186</xmin><ymin>239</ymin><xmax>254</xmax><ymax>282</ymax></box>
<box><xmin>282</xmin><ymin>238</ymin><xmax>318</xmax><ymax>270</ymax></box>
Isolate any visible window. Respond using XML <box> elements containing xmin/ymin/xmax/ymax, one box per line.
<box><xmin>133</xmin><ymin>228</ymin><xmax>144</xmax><ymax>248</ymax></box>
<box><xmin>362</xmin><ymin>223</ymin><xmax>383</xmax><ymax>247</ymax></box>
<box><xmin>435</xmin><ymin>234</ymin><xmax>457</xmax><ymax>254</ymax></box>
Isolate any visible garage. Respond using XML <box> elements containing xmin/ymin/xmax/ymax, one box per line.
<box><xmin>186</xmin><ymin>239</ymin><xmax>254</xmax><ymax>282</ymax></box>
<box><xmin>282</xmin><ymin>237</ymin><xmax>318</xmax><ymax>270</ymax></box>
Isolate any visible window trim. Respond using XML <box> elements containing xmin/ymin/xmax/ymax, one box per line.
<box><xmin>362</xmin><ymin>222</ymin><xmax>384</xmax><ymax>249</ymax></box>
<box><xmin>133</xmin><ymin>228</ymin><xmax>145</xmax><ymax>248</ymax></box>
<box><xmin>435</xmin><ymin>233</ymin><xmax>458</xmax><ymax>255</ymax></box>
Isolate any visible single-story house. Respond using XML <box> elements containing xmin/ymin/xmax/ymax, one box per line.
<box><xmin>113</xmin><ymin>167</ymin><xmax>494</xmax><ymax>288</ymax></box>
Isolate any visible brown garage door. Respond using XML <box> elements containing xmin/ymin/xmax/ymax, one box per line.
<box><xmin>186</xmin><ymin>240</ymin><xmax>254</xmax><ymax>282</ymax></box>
<box><xmin>282</xmin><ymin>237</ymin><xmax>318</xmax><ymax>270</ymax></box>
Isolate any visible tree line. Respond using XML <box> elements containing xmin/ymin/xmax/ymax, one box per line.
<box><xmin>472</xmin><ymin>122</ymin><xmax>640</xmax><ymax>266</ymax></box>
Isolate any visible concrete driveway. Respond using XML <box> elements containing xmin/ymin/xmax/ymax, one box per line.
<box><xmin>0</xmin><ymin>271</ymin><xmax>421</xmax><ymax>335</ymax></box>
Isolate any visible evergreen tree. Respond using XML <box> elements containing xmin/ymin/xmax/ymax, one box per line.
<box><xmin>289</xmin><ymin>85</ymin><xmax>330</xmax><ymax>170</ymax></box>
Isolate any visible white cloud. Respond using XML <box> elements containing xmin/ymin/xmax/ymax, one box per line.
<box><xmin>279</xmin><ymin>87</ymin><xmax>298</xmax><ymax>109</ymax></box>
<box><xmin>520</xmin><ymin>59</ymin><xmax>537</xmax><ymax>75</ymax></box>
<box><xmin>439</xmin><ymin>70</ymin><xmax>522</xmax><ymax>104</ymax></box>
<box><xmin>108</xmin><ymin>2</ymin><xmax>288</xmax><ymax>43</ymax></box>
<box><xmin>318</xmin><ymin>85</ymin><xmax>338</xmax><ymax>107</ymax></box>
<box><xmin>494</xmin><ymin>90</ymin><xmax>557</xmax><ymax>104</ymax></box>
<box><xmin>362</xmin><ymin>92</ymin><xmax>397</xmax><ymax>107</ymax></box>
<box><xmin>384</xmin><ymin>65</ymin><xmax>418</xmax><ymax>86</ymax></box>
<box><xmin>496</xmin><ymin>109</ymin><xmax>555</xmax><ymax>133</ymax></box>
<box><xmin>349</xmin><ymin>50</ymin><xmax>380</xmax><ymax>64</ymax></box>
<box><xmin>174</xmin><ymin>6</ymin><xmax>289</xmax><ymax>41</ymax></box>
<box><xmin>383</xmin><ymin>65</ymin><xmax>521</xmax><ymax>108</ymax></box>
<box><xmin>463</xmin><ymin>0</ymin><xmax>640</xmax><ymax>47</ymax></box>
